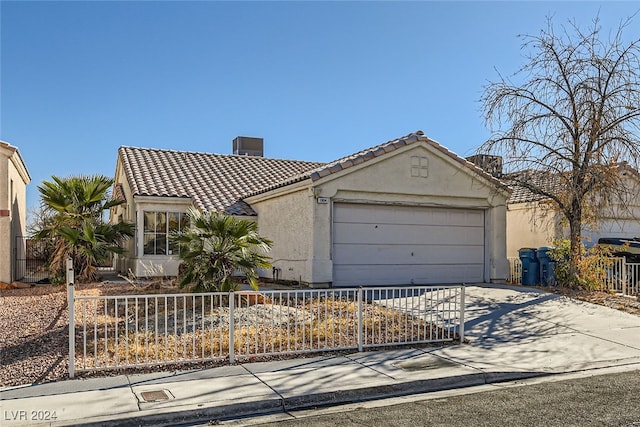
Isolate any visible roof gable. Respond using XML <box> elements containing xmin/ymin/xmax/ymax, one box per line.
<box><xmin>117</xmin><ymin>146</ymin><xmax>324</xmax><ymax>215</ymax></box>
<box><xmin>247</xmin><ymin>131</ymin><xmax>511</xmax><ymax>198</ymax></box>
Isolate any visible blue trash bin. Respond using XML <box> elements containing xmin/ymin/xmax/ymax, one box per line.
<box><xmin>537</xmin><ymin>246</ymin><xmax>556</xmax><ymax>286</ymax></box>
<box><xmin>518</xmin><ymin>248</ymin><xmax>540</xmax><ymax>286</ymax></box>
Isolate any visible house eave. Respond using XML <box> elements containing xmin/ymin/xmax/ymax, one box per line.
<box><xmin>132</xmin><ymin>194</ymin><xmax>194</xmax><ymax>206</ymax></box>
<box><xmin>244</xmin><ymin>178</ymin><xmax>312</xmax><ymax>204</ymax></box>
<box><xmin>0</xmin><ymin>141</ymin><xmax>31</xmax><ymax>185</ymax></box>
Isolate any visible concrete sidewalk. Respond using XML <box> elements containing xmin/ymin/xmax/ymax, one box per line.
<box><xmin>2</xmin><ymin>284</ymin><xmax>640</xmax><ymax>427</ymax></box>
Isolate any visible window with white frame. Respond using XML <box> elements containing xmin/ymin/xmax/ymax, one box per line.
<box><xmin>143</xmin><ymin>211</ymin><xmax>188</xmax><ymax>255</ymax></box>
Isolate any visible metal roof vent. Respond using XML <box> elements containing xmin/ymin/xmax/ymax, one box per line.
<box><xmin>233</xmin><ymin>136</ymin><xmax>264</xmax><ymax>157</ymax></box>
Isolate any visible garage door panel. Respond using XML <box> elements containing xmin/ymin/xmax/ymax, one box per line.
<box><xmin>334</xmin><ymin>223</ymin><xmax>484</xmax><ymax>246</ymax></box>
<box><xmin>333</xmin><ymin>204</ymin><xmax>485</xmax><ymax>286</ymax></box>
<box><xmin>333</xmin><ymin>243</ymin><xmax>485</xmax><ymax>265</ymax></box>
<box><xmin>334</xmin><ymin>204</ymin><xmax>484</xmax><ymax>227</ymax></box>
<box><xmin>333</xmin><ymin>264</ymin><xmax>484</xmax><ymax>286</ymax></box>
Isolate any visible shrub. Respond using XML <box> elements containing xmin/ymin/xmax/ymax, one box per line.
<box><xmin>550</xmin><ymin>239</ymin><xmax>614</xmax><ymax>290</ymax></box>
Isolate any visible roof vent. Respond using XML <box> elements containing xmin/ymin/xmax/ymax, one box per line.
<box><xmin>233</xmin><ymin>136</ymin><xmax>264</xmax><ymax>157</ymax></box>
<box><xmin>466</xmin><ymin>154</ymin><xmax>503</xmax><ymax>178</ymax></box>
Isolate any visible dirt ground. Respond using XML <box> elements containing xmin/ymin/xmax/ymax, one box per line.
<box><xmin>553</xmin><ymin>287</ymin><xmax>640</xmax><ymax>315</ymax></box>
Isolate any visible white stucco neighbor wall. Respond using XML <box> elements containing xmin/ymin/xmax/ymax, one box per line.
<box><xmin>249</xmin><ymin>142</ymin><xmax>511</xmax><ymax>286</ymax></box>
<box><xmin>582</xmin><ymin>176</ymin><xmax>640</xmax><ymax>245</ymax></box>
<box><xmin>0</xmin><ymin>142</ymin><xmax>30</xmax><ymax>283</ymax></box>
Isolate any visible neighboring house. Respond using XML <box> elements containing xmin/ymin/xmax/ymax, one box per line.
<box><xmin>0</xmin><ymin>141</ymin><xmax>31</xmax><ymax>284</ymax></box>
<box><xmin>110</xmin><ymin>131</ymin><xmax>512</xmax><ymax>287</ymax></box>
<box><xmin>505</xmin><ymin>165</ymin><xmax>640</xmax><ymax>257</ymax></box>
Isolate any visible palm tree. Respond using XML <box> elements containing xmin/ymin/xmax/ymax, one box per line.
<box><xmin>172</xmin><ymin>208</ymin><xmax>272</xmax><ymax>292</ymax></box>
<box><xmin>33</xmin><ymin>175</ymin><xmax>134</xmax><ymax>283</ymax></box>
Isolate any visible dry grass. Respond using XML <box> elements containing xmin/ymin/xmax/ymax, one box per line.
<box><xmin>74</xmin><ymin>295</ymin><xmax>450</xmax><ymax>372</ymax></box>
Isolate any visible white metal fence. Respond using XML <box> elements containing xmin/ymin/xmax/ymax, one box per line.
<box><xmin>508</xmin><ymin>257</ymin><xmax>522</xmax><ymax>284</ymax></box>
<box><xmin>67</xmin><ymin>285</ymin><xmax>465</xmax><ymax>378</ymax></box>
<box><xmin>602</xmin><ymin>257</ymin><xmax>640</xmax><ymax>296</ymax></box>
<box><xmin>508</xmin><ymin>255</ymin><xmax>639</xmax><ymax>296</ymax></box>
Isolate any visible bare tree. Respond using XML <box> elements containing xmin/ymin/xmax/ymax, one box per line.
<box><xmin>480</xmin><ymin>16</ymin><xmax>640</xmax><ymax>285</ymax></box>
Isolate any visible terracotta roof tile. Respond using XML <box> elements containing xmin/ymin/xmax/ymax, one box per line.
<box><xmin>120</xmin><ymin>131</ymin><xmax>512</xmax><ymax>214</ymax></box>
<box><xmin>505</xmin><ymin>163</ymin><xmax>639</xmax><ymax>204</ymax></box>
<box><xmin>118</xmin><ymin>146</ymin><xmax>324</xmax><ymax>216</ymax></box>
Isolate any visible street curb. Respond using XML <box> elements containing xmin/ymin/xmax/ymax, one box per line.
<box><xmin>67</xmin><ymin>398</ymin><xmax>285</xmax><ymax>427</ymax></box>
<box><xmin>67</xmin><ymin>372</ymin><xmax>549</xmax><ymax>427</ymax></box>
<box><xmin>281</xmin><ymin>373</ymin><xmax>488</xmax><ymax>411</ymax></box>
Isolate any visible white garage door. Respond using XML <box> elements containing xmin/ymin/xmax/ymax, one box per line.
<box><xmin>332</xmin><ymin>203</ymin><xmax>485</xmax><ymax>286</ymax></box>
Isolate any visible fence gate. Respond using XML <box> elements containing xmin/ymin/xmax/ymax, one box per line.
<box><xmin>14</xmin><ymin>236</ymin><xmax>50</xmax><ymax>283</ymax></box>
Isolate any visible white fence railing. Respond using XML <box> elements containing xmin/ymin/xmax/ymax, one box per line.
<box><xmin>508</xmin><ymin>257</ymin><xmax>522</xmax><ymax>284</ymax></box>
<box><xmin>602</xmin><ymin>257</ymin><xmax>640</xmax><ymax>296</ymax></box>
<box><xmin>508</xmin><ymin>255</ymin><xmax>639</xmax><ymax>297</ymax></box>
<box><xmin>67</xmin><ymin>285</ymin><xmax>465</xmax><ymax>378</ymax></box>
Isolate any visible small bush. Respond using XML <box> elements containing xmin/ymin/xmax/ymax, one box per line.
<box><xmin>550</xmin><ymin>239</ymin><xmax>614</xmax><ymax>290</ymax></box>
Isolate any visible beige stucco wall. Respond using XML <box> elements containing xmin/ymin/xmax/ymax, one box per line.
<box><xmin>506</xmin><ymin>202</ymin><xmax>560</xmax><ymax>258</ymax></box>
<box><xmin>111</xmin><ymin>161</ymin><xmax>193</xmax><ymax>278</ymax></box>
<box><xmin>249</xmin><ymin>184</ymin><xmax>319</xmax><ymax>284</ymax></box>
<box><xmin>112</xmin><ymin>193</ymin><xmax>193</xmax><ymax>278</ymax></box>
<box><xmin>0</xmin><ymin>142</ymin><xmax>30</xmax><ymax>283</ymax></box>
<box><xmin>110</xmin><ymin>162</ymin><xmax>135</xmax><ymax>275</ymax></box>
<box><xmin>249</xmin><ymin>142</ymin><xmax>511</xmax><ymax>286</ymax></box>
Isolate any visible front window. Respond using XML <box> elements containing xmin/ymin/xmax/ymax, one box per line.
<box><xmin>143</xmin><ymin>211</ymin><xmax>188</xmax><ymax>255</ymax></box>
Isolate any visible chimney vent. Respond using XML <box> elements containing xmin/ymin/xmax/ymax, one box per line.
<box><xmin>466</xmin><ymin>154</ymin><xmax>503</xmax><ymax>178</ymax></box>
<box><xmin>233</xmin><ymin>136</ymin><xmax>264</xmax><ymax>157</ymax></box>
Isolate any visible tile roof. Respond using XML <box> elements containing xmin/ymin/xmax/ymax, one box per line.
<box><xmin>246</xmin><ymin>131</ymin><xmax>512</xmax><ymax>198</ymax></box>
<box><xmin>506</xmin><ymin>186</ymin><xmax>550</xmax><ymax>204</ymax></box>
<box><xmin>117</xmin><ymin>146</ymin><xmax>324</xmax><ymax>216</ymax></box>
<box><xmin>505</xmin><ymin>163</ymin><xmax>640</xmax><ymax>204</ymax></box>
<box><xmin>118</xmin><ymin>131</ymin><xmax>513</xmax><ymax>216</ymax></box>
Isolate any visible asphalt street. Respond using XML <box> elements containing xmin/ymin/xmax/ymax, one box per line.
<box><xmin>229</xmin><ymin>368</ymin><xmax>640</xmax><ymax>427</ymax></box>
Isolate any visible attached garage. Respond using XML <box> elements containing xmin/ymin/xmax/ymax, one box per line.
<box><xmin>247</xmin><ymin>131</ymin><xmax>512</xmax><ymax>287</ymax></box>
<box><xmin>332</xmin><ymin>203</ymin><xmax>485</xmax><ymax>286</ymax></box>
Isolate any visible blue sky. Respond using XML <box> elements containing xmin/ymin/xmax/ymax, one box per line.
<box><xmin>2</xmin><ymin>1</ymin><xmax>639</xmax><ymax>213</ymax></box>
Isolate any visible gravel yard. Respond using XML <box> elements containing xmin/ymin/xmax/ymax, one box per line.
<box><xmin>1</xmin><ymin>285</ymin><xmax>71</xmax><ymax>387</ymax></box>
<box><xmin>0</xmin><ymin>282</ymin><xmax>184</xmax><ymax>388</ymax></box>
<box><xmin>1</xmin><ymin>282</ymin><xmax>638</xmax><ymax>388</ymax></box>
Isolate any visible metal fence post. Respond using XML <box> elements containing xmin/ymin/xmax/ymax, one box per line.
<box><xmin>459</xmin><ymin>284</ymin><xmax>465</xmax><ymax>344</ymax></box>
<box><xmin>622</xmin><ymin>257</ymin><xmax>629</xmax><ymax>296</ymax></box>
<box><xmin>66</xmin><ymin>258</ymin><xmax>75</xmax><ymax>379</ymax></box>
<box><xmin>229</xmin><ymin>291</ymin><xmax>235</xmax><ymax>364</ymax></box>
<box><xmin>357</xmin><ymin>287</ymin><xmax>363</xmax><ymax>352</ymax></box>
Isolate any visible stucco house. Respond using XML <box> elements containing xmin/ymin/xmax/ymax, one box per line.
<box><xmin>505</xmin><ymin>165</ymin><xmax>640</xmax><ymax>258</ymax></box>
<box><xmin>110</xmin><ymin>131</ymin><xmax>512</xmax><ymax>287</ymax></box>
<box><xmin>0</xmin><ymin>141</ymin><xmax>31</xmax><ymax>284</ymax></box>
